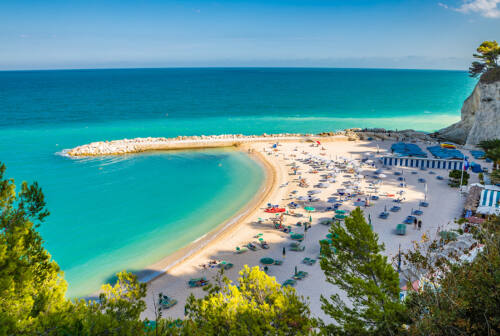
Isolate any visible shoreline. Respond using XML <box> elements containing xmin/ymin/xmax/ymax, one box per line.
<box><xmin>132</xmin><ymin>145</ymin><xmax>278</xmax><ymax>286</ymax></box>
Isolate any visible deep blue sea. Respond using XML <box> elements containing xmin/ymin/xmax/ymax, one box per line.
<box><xmin>0</xmin><ymin>68</ymin><xmax>476</xmax><ymax>297</ymax></box>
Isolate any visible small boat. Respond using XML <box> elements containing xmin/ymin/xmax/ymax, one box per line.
<box><xmin>441</xmin><ymin>142</ymin><xmax>457</xmax><ymax>149</ymax></box>
<box><xmin>159</xmin><ymin>294</ymin><xmax>177</xmax><ymax>309</ymax></box>
<box><xmin>247</xmin><ymin>242</ymin><xmax>257</xmax><ymax>251</ymax></box>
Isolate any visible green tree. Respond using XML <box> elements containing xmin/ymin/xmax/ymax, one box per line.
<box><xmin>0</xmin><ymin>162</ymin><xmax>69</xmax><ymax>334</ymax></box>
<box><xmin>478</xmin><ymin>139</ymin><xmax>500</xmax><ymax>152</ymax></box>
<box><xmin>448</xmin><ymin>169</ymin><xmax>469</xmax><ymax>187</ymax></box>
<box><xmin>183</xmin><ymin>265</ymin><xmax>315</xmax><ymax>335</ymax></box>
<box><xmin>0</xmin><ymin>162</ymin><xmax>153</xmax><ymax>335</ymax></box>
<box><xmin>469</xmin><ymin>41</ymin><xmax>500</xmax><ymax>78</ymax></box>
<box><xmin>402</xmin><ymin>217</ymin><xmax>500</xmax><ymax>335</ymax></box>
<box><xmin>319</xmin><ymin>207</ymin><xmax>407</xmax><ymax>336</ymax></box>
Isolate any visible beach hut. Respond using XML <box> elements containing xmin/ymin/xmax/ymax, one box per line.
<box><xmin>477</xmin><ymin>185</ymin><xmax>500</xmax><ymax>215</ymax></box>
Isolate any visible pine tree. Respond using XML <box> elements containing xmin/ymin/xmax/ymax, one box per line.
<box><xmin>319</xmin><ymin>207</ymin><xmax>407</xmax><ymax>335</ymax></box>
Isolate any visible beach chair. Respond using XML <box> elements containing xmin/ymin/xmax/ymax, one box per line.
<box><xmin>419</xmin><ymin>201</ymin><xmax>429</xmax><ymax>207</ymax></box>
<box><xmin>436</xmin><ymin>176</ymin><xmax>444</xmax><ymax>180</ymax></box>
<box><xmin>289</xmin><ymin>242</ymin><xmax>305</xmax><ymax>251</ymax></box>
<box><xmin>302</xmin><ymin>257</ymin><xmax>317</xmax><ymax>265</ymax></box>
<box><xmin>188</xmin><ymin>277</ymin><xmax>209</xmax><ymax>288</ymax></box>
<box><xmin>293</xmin><ymin>270</ymin><xmax>309</xmax><ymax>280</ymax></box>
<box><xmin>260</xmin><ymin>240</ymin><xmax>270</xmax><ymax>249</ymax></box>
<box><xmin>159</xmin><ymin>294</ymin><xmax>178</xmax><ymax>309</ymax></box>
<box><xmin>246</xmin><ymin>242</ymin><xmax>257</xmax><ymax>251</ymax></box>
<box><xmin>390</xmin><ymin>206</ymin><xmax>401</xmax><ymax>212</ymax></box>
<box><xmin>412</xmin><ymin>209</ymin><xmax>423</xmax><ymax>216</ymax></box>
<box><xmin>282</xmin><ymin>279</ymin><xmax>296</xmax><ymax>287</ymax></box>
<box><xmin>218</xmin><ymin>262</ymin><xmax>234</xmax><ymax>270</ymax></box>
<box><xmin>379</xmin><ymin>212</ymin><xmax>389</xmax><ymax>219</ymax></box>
<box><xmin>235</xmin><ymin>246</ymin><xmax>248</xmax><ymax>254</ymax></box>
<box><xmin>418</xmin><ymin>178</ymin><xmax>426</xmax><ymax>183</ymax></box>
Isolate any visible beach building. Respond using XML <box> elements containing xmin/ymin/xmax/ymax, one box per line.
<box><xmin>381</xmin><ymin>156</ymin><xmax>465</xmax><ymax>170</ymax></box>
<box><xmin>477</xmin><ymin>185</ymin><xmax>500</xmax><ymax>215</ymax></box>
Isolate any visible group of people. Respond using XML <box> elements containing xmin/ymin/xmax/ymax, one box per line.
<box><xmin>413</xmin><ymin>218</ymin><xmax>423</xmax><ymax>230</ymax></box>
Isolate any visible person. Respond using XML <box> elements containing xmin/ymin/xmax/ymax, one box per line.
<box><xmin>282</xmin><ymin>246</ymin><xmax>286</xmax><ymax>258</ymax></box>
<box><xmin>413</xmin><ymin>217</ymin><xmax>417</xmax><ymax>230</ymax></box>
<box><xmin>417</xmin><ymin>220</ymin><xmax>422</xmax><ymax>230</ymax></box>
<box><xmin>264</xmin><ymin>266</ymin><xmax>269</xmax><ymax>273</ymax></box>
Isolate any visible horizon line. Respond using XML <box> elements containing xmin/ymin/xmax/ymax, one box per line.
<box><xmin>0</xmin><ymin>65</ymin><xmax>468</xmax><ymax>73</ymax></box>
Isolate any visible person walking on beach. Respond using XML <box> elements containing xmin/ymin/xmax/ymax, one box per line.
<box><xmin>282</xmin><ymin>246</ymin><xmax>286</xmax><ymax>258</ymax></box>
<box><xmin>413</xmin><ymin>217</ymin><xmax>417</xmax><ymax>230</ymax></box>
<box><xmin>417</xmin><ymin>220</ymin><xmax>422</xmax><ymax>230</ymax></box>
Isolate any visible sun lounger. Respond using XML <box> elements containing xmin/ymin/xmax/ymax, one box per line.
<box><xmin>419</xmin><ymin>201</ymin><xmax>429</xmax><ymax>207</ymax></box>
<box><xmin>260</xmin><ymin>240</ymin><xmax>270</xmax><ymax>249</ymax></box>
<box><xmin>390</xmin><ymin>206</ymin><xmax>401</xmax><ymax>212</ymax></box>
<box><xmin>289</xmin><ymin>242</ymin><xmax>305</xmax><ymax>251</ymax></box>
<box><xmin>218</xmin><ymin>262</ymin><xmax>234</xmax><ymax>270</ymax></box>
<box><xmin>159</xmin><ymin>295</ymin><xmax>178</xmax><ymax>309</ymax></box>
<box><xmin>292</xmin><ymin>270</ymin><xmax>309</xmax><ymax>280</ymax></box>
<box><xmin>379</xmin><ymin>212</ymin><xmax>389</xmax><ymax>219</ymax></box>
<box><xmin>246</xmin><ymin>243</ymin><xmax>257</xmax><ymax>251</ymax></box>
<box><xmin>302</xmin><ymin>257</ymin><xmax>317</xmax><ymax>265</ymax></box>
<box><xmin>188</xmin><ymin>277</ymin><xmax>209</xmax><ymax>288</ymax></box>
<box><xmin>412</xmin><ymin>209</ymin><xmax>423</xmax><ymax>216</ymax></box>
<box><xmin>282</xmin><ymin>279</ymin><xmax>296</xmax><ymax>287</ymax></box>
<box><xmin>235</xmin><ymin>246</ymin><xmax>248</xmax><ymax>254</ymax></box>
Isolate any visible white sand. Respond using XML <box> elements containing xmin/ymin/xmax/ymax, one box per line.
<box><xmin>142</xmin><ymin>139</ymin><xmax>469</xmax><ymax>321</ymax></box>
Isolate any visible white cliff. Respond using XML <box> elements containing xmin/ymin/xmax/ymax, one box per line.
<box><xmin>438</xmin><ymin>76</ymin><xmax>500</xmax><ymax>145</ymax></box>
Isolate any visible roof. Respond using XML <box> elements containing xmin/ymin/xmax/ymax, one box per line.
<box><xmin>464</xmin><ymin>185</ymin><xmax>483</xmax><ymax>211</ymax></box>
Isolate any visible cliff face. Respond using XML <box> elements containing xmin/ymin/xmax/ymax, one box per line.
<box><xmin>437</xmin><ymin>79</ymin><xmax>500</xmax><ymax>145</ymax></box>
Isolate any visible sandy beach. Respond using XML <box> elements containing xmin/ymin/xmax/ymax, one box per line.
<box><xmin>139</xmin><ymin>137</ymin><xmax>475</xmax><ymax>321</ymax></box>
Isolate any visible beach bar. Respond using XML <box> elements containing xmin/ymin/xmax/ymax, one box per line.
<box><xmin>381</xmin><ymin>156</ymin><xmax>464</xmax><ymax>170</ymax></box>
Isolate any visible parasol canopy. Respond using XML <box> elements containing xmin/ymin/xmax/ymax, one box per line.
<box><xmin>260</xmin><ymin>257</ymin><xmax>275</xmax><ymax>265</ymax></box>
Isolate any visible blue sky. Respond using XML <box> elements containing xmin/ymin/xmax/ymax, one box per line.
<box><xmin>0</xmin><ymin>0</ymin><xmax>499</xmax><ymax>70</ymax></box>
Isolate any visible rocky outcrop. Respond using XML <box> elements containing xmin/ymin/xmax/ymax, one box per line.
<box><xmin>437</xmin><ymin>79</ymin><xmax>500</xmax><ymax>145</ymax></box>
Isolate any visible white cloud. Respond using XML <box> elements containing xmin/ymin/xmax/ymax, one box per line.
<box><xmin>438</xmin><ymin>2</ymin><xmax>449</xmax><ymax>9</ymax></box>
<box><xmin>455</xmin><ymin>0</ymin><xmax>500</xmax><ymax>18</ymax></box>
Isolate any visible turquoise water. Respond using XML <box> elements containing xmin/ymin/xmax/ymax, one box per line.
<box><xmin>0</xmin><ymin>68</ymin><xmax>476</xmax><ymax>297</ymax></box>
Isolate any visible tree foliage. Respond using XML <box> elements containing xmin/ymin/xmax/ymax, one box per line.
<box><xmin>183</xmin><ymin>265</ymin><xmax>315</xmax><ymax>335</ymax></box>
<box><xmin>319</xmin><ymin>207</ymin><xmax>407</xmax><ymax>336</ymax></box>
<box><xmin>469</xmin><ymin>41</ymin><xmax>500</xmax><ymax>78</ymax></box>
<box><xmin>401</xmin><ymin>217</ymin><xmax>500</xmax><ymax>335</ymax></box>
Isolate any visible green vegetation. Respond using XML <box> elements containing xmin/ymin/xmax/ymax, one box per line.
<box><xmin>319</xmin><ymin>208</ymin><xmax>407</xmax><ymax>335</ymax></box>
<box><xmin>183</xmin><ymin>265</ymin><xmax>315</xmax><ymax>335</ymax></box>
<box><xmin>402</xmin><ymin>217</ymin><xmax>500</xmax><ymax>335</ymax></box>
<box><xmin>448</xmin><ymin>169</ymin><xmax>470</xmax><ymax>187</ymax></box>
<box><xmin>469</xmin><ymin>41</ymin><xmax>499</xmax><ymax>80</ymax></box>
<box><xmin>479</xmin><ymin>138</ymin><xmax>500</xmax><ymax>183</ymax></box>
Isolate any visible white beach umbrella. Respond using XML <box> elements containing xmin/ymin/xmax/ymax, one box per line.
<box><xmin>309</xmin><ymin>189</ymin><xmax>321</xmax><ymax>194</ymax></box>
<box><xmin>378</xmin><ymin>174</ymin><xmax>387</xmax><ymax>178</ymax></box>
<box><xmin>318</xmin><ymin>183</ymin><xmax>329</xmax><ymax>188</ymax></box>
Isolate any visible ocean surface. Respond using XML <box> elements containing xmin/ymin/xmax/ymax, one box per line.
<box><xmin>0</xmin><ymin>68</ymin><xmax>476</xmax><ymax>297</ymax></box>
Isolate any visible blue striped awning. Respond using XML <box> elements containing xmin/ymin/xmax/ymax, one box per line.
<box><xmin>478</xmin><ymin>189</ymin><xmax>500</xmax><ymax>214</ymax></box>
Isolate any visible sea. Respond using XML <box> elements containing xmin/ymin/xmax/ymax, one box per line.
<box><xmin>0</xmin><ymin>68</ymin><xmax>476</xmax><ymax>297</ymax></box>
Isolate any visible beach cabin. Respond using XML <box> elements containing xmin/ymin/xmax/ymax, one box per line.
<box><xmin>381</xmin><ymin>156</ymin><xmax>464</xmax><ymax>170</ymax></box>
<box><xmin>477</xmin><ymin>185</ymin><xmax>500</xmax><ymax>215</ymax></box>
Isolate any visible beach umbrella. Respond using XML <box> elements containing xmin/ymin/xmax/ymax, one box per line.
<box><xmin>291</xmin><ymin>233</ymin><xmax>304</xmax><ymax>241</ymax></box>
<box><xmin>260</xmin><ymin>257</ymin><xmax>275</xmax><ymax>265</ymax></box>
<box><xmin>378</xmin><ymin>174</ymin><xmax>387</xmax><ymax>178</ymax></box>
<box><xmin>335</xmin><ymin>214</ymin><xmax>346</xmax><ymax>219</ymax></box>
<box><xmin>335</xmin><ymin>209</ymin><xmax>346</xmax><ymax>214</ymax></box>
<box><xmin>304</xmin><ymin>206</ymin><xmax>315</xmax><ymax>212</ymax></box>
<box><xmin>297</xmin><ymin>196</ymin><xmax>308</xmax><ymax>201</ymax></box>
<box><xmin>309</xmin><ymin>190</ymin><xmax>321</xmax><ymax>194</ymax></box>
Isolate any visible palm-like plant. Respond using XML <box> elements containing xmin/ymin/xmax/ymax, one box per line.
<box><xmin>478</xmin><ymin>139</ymin><xmax>500</xmax><ymax>152</ymax></box>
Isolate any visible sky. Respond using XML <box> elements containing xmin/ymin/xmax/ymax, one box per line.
<box><xmin>0</xmin><ymin>0</ymin><xmax>499</xmax><ymax>70</ymax></box>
